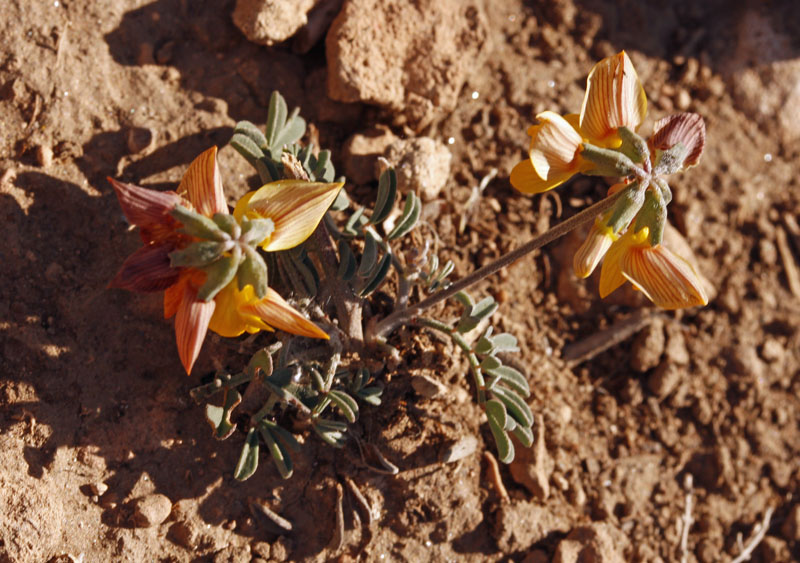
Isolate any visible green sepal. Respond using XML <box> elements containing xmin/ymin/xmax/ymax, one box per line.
<box><xmin>653</xmin><ymin>142</ymin><xmax>689</xmax><ymax>176</ymax></box>
<box><xmin>359</xmin><ymin>251</ymin><xmax>392</xmax><ymax>297</ymax></box>
<box><xmin>606</xmin><ymin>183</ymin><xmax>645</xmax><ymax>234</ymax></box>
<box><xmin>233</xmin><ymin>427</ymin><xmax>260</xmax><ymax>481</ymax></box>
<box><xmin>337</xmin><ymin>240</ymin><xmax>357</xmax><ymax>281</ymax></box>
<box><xmin>171</xmin><ymin>204</ymin><xmax>230</xmax><ymax>242</ymax></box>
<box><xmin>212</xmin><ymin>213</ymin><xmax>239</xmax><ymax>237</ymax></box>
<box><xmin>369</xmin><ymin>168</ymin><xmax>397</xmax><ymax>225</ymax></box>
<box><xmin>387</xmin><ymin>191</ymin><xmax>421</xmax><ymax>240</ymax></box>
<box><xmin>238</xmin><ymin>246</ymin><xmax>269</xmax><ymax>299</ymax></box>
<box><xmin>205</xmin><ymin>387</ymin><xmax>242</xmax><ymax>440</ymax></box>
<box><xmin>617</xmin><ymin>126</ymin><xmax>650</xmax><ymax>164</ymax></box>
<box><xmin>580</xmin><ymin>143</ymin><xmax>637</xmax><ymax>177</ymax></box>
<box><xmin>240</xmin><ymin>218</ymin><xmax>275</xmax><ymax>246</ymax></box>
<box><xmin>169</xmin><ymin>241</ymin><xmax>226</xmax><ymax>268</ymax></box>
<box><xmin>486</xmin><ymin>399</ymin><xmax>514</xmax><ymax>463</ymax></box>
<box><xmin>634</xmin><ymin>189</ymin><xmax>667</xmax><ymax>246</ymax></box>
<box><xmin>197</xmin><ymin>247</ymin><xmax>241</xmax><ymax>302</ymax></box>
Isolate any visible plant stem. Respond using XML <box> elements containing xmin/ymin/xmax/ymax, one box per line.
<box><xmin>368</xmin><ymin>189</ymin><xmax>627</xmax><ymax>342</ymax></box>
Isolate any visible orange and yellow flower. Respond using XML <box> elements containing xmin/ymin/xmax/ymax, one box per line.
<box><xmin>110</xmin><ymin>146</ymin><xmax>341</xmax><ymax>374</ymax></box>
<box><xmin>511</xmin><ymin>51</ymin><xmax>647</xmax><ymax>194</ymax></box>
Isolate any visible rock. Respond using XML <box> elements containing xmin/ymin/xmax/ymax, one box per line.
<box><xmin>492</xmin><ymin>501</ymin><xmax>569</xmax><ymax>552</ymax></box>
<box><xmin>441</xmin><ymin>436</ymin><xmax>478</xmax><ymax>463</ymax></box>
<box><xmin>326</xmin><ymin>0</ymin><xmax>489</xmax><ymax>129</ymax></box>
<box><xmin>629</xmin><ymin>318</ymin><xmax>665</xmax><ymax>373</ymax></box>
<box><xmin>36</xmin><ymin>144</ymin><xmax>53</xmax><ymax>167</ymax></box>
<box><xmin>509</xmin><ymin>414</ymin><xmax>551</xmax><ymax>500</ymax></box>
<box><xmin>553</xmin><ymin>523</ymin><xmax>629</xmax><ymax>563</ymax></box>
<box><xmin>168</xmin><ymin>520</ymin><xmax>199</xmax><ymax>549</ymax></box>
<box><xmin>760</xmin><ymin>338</ymin><xmax>785</xmax><ymax>363</ymax></box>
<box><xmin>730</xmin><ymin>344</ymin><xmax>766</xmax><ymax>381</ymax></box>
<box><xmin>382</xmin><ymin>137</ymin><xmax>451</xmax><ymax>201</ymax></box>
<box><xmin>126</xmin><ymin>126</ymin><xmax>155</xmax><ymax>155</ymax></box>
<box><xmin>342</xmin><ymin>126</ymin><xmax>398</xmax><ymax>184</ymax></box>
<box><xmin>89</xmin><ymin>482</ymin><xmax>108</xmax><ymax>497</ymax></box>
<box><xmin>781</xmin><ymin>504</ymin><xmax>800</xmax><ymax>541</ymax></box>
<box><xmin>758</xmin><ymin>536</ymin><xmax>790</xmax><ymax>562</ymax></box>
<box><xmin>411</xmin><ymin>373</ymin><xmax>448</xmax><ymax>399</ymax></box>
<box><xmin>648</xmin><ymin>363</ymin><xmax>683</xmax><ymax>399</ymax></box>
<box><xmin>251</xmin><ymin>541</ymin><xmax>271</xmax><ymax>560</ymax></box>
<box><xmin>270</xmin><ymin>535</ymin><xmax>293</xmax><ymax>562</ymax></box>
<box><xmin>132</xmin><ymin>494</ymin><xmax>172</xmax><ymax>527</ymax></box>
<box><xmin>213</xmin><ymin>546</ymin><xmax>251</xmax><ymax>563</ymax></box>
<box><xmin>233</xmin><ymin>0</ymin><xmax>318</xmax><ymax>46</ymax></box>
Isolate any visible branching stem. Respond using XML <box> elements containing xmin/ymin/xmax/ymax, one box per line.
<box><xmin>369</xmin><ymin>189</ymin><xmax>627</xmax><ymax>342</ymax></box>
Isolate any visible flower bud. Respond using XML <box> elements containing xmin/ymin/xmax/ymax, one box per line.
<box><xmin>650</xmin><ymin>112</ymin><xmax>706</xmax><ymax>172</ymax></box>
<box><xmin>574</xmin><ymin>220</ymin><xmax>617</xmax><ymax>278</ymax></box>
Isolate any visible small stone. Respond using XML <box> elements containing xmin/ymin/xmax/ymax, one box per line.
<box><xmin>675</xmin><ymin>88</ymin><xmax>692</xmax><ymax>110</ymax></box>
<box><xmin>89</xmin><ymin>482</ymin><xmax>108</xmax><ymax>497</ymax></box>
<box><xmin>781</xmin><ymin>504</ymin><xmax>800</xmax><ymax>541</ymax></box>
<box><xmin>630</xmin><ymin>319</ymin><xmax>665</xmax><ymax>373</ymax></box>
<box><xmin>730</xmin><ymin>345</ymin><xmax>766</xmax><ymax>380</ymax></box>
<box><xmin>233</xmin><ymin>0</ymin><xmax>316</xmax><ymax>46</ymax></box>
<box><xmin>342</xmin><ymin>126</ymin><xmax>398</xmax><ymax>185</ymax></box>
<box><xmin>36</xmin><ymin>144</ymin><xmax>53</xmax><ymax>167</ymax></box>
<box><xmin>441</xmin><ymin>435</ymin><xmax>478</xmax><ymax>463</ymax></box>
<box><xmin>553</xmin><ymin>522</ymin><xmax>629</xmax><ymax>563</ymax></box>
<box><xmin>509</xmin><ymin>414</ymin><xmax>551</xmax><ymax>500</ymax></box>
<box><xmin>270</xmin><ymin>536</ymin><xmax>293</xmax><ymax>562</ymax></box>
<box><xmin>648</xmin><ymin>363</ymin><xmax>683</xmax><ymax>399</ymax></box>
<box><xmin>664</xmin><ymin>324</ymin><xmax>690</xmax><ymax>366</ymax></box>
<box><xmin>383</xmin><ymin>137</ymin><xmax>451</xmax><ymax>201</ymax></box>
<box><xmin>169</xmin><ymin>520</ymin><xmax>199</xmax><ymax>549</ymax></box>
<box><xmin>251</xmin><ymin>541</ymin><xmax>271</xmax><ymax>560</ymax></box>
<box><xmin>411</xmin><ymin>373</ymin><xmax>448</xmax><ymax>398</ymax></box>
<box><xmin>760</xmin><ymin>338</ymin><xmax>784</xmax><ymax>363</ymax></box>
<box><xmin>126</xmin><ymin>127</ymin><xmax>155</xmax><ymax>155</ymax></box>
<box><xmin>758</xmin><ymin>536</ymin><xmax>790</xmax><ymax>562</ymax></box>
<box><xmin>132</xmin><ymin>494</ymin><xmax>172</xmax><ymax>527</ymax></box>
<box><xmin>213</xmin><ymin>545</ymin><xmax>250</xmax><ymax>563</ymax></box>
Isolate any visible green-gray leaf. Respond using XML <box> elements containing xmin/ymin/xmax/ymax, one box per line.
<box><xmin>233</xmin><ymin>427</ymin><xmax>260</xmax><ymax>481</ymax></box>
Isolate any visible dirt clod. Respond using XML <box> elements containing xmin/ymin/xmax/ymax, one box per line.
<box><xmin>552</xmin><ymin>522</ymin><xmax>629</xmax><ymax>563</ymax></box>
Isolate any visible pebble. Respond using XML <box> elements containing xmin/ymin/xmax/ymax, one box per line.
<box><xmin>270</xmin><ymin>536</ymin><xmax>293</xmax><ymax>562</ymax></box>
<box><xmin>441</xmin><ymin>435</ymin><xmax>478</xmax><ymax>463</ymax></box>
<box><xmin>664</xmin><ymin>324</ymin><xmax>690</xmax><ymax>366</ymax></box>
<box><xmin>411</xmin><ymin>373</ymin><xmax>448</xmax><ymax>399</ymax></box>
<box><xmin>169</xmin><ymin>521</ymin><xmax>198</xmax><ymax>549</ymax></box>
<box><xmin>36</xmin><ymin>144</ymin><xmax>53</xmax><ymax>167</ymax></box>
<box><xmin>383</xmin><ymin>137</ymin><xmax>452</xmax><ymax>201</ymax></box>
<box><xmin>88</xmin><ymin>482</ymin><xmax>108</xmax><ymax>497</ymax></box>
<box><xmin>760</xmin><ymin>338</ymin><xmax>784</xmax><ymax>363</ymax></box>
<box><xmin>630</xmin><ymin>319</ymin><xmax>665</xmax><ymax>373</ymax></box>
<box><xmin>675</xmin><ymin>88</ymin><xmax>692</xmax><ymax>110</ymax></box>
<box><xmin>251</xmin><ymin>541</ymin><xmax>271</xmax><ymax>560</ymax></box>
<box><xmin>648</xmin><ymin>363</ymin><xmax>682</xmax><ymax>399</ymax></box>
<box><xmin>126</xmin><ymin>127</ymin><xmax>155</xmax><ymax>155</ymax></box>
<box><xmin>781</xmin><ymin>504</ymin><xmax>800</xmax><ymax>541</ymax></box>
<box><xmin>132</xmin><ymin>494</ymin><xmax>172</xmax><ymax>527</ymax></box>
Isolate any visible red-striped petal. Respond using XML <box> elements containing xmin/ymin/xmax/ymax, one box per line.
<box><xmin>175</xmin><ymin>283</ymin><xmax>215</xmax><ymax>374</ymax></box>
<box><xmin>650</xmin><ymin>112</ymin><xmax>706</xmax><ymax>168</ymax></box>
<box><xmin>109</xmin><ymin>177</ymin><xmax>182</xmax><ymax>231</ymax></box>
<box><xmin>177</xmin><ymin>146</ymin><xmax>228</xmax><ymax>217</ymax></box>
<box><xmin>109</xmin><ymin>244</ymin><xmax>180</xmax><ymax>292</ymax></box>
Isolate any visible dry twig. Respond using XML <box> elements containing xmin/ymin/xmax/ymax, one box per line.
<box><xmin>730</xmin><ymin>506</ymin><xmax>775</xmax><ymax>563</ymax></box>
<box><xmin>678</xmin><ymin>474</ymin><xmax>694</xmax><ymax>563</ymax></box>
<box><xmin>483</xmin><ymin>451</ymin><xmax>509</xmax><ymax>502</ymax></box>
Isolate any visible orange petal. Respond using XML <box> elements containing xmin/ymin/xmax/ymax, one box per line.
<box><xmin>175</xmin><ymin>284</ymin><xmax>215</xmax><ymax>374</ymax></box>
<box><xmin>109</xmin><ymin>243</ymin><xmax>179</xmax><ymax>292</ymax></box>
<box><xmin>580</xmin><ymin>51</ymin><xmax>647</xmax><ymax>146</ymax></box>
<box><xmin>238</xmin><ymin>180</ymin><xmax>343</xmax><ymax>251</ymax></box>
<box><xmin>242</xmin><ymin>287</ymin><xmax>329</xmax><ymax>340</ymax></box>
<box><xmin>109</xmin><ymin>177</ymin><xmax>182</xmax><ymax>230</ymax></box>
<box><xmin>177</xmin><ymin>146</ymin><xmax>228</xmax><ymax>217</ymax></box>
<box><xmin>621</xmin><ymin>243</ymin><xmax>708</xmax><ymax>309</ymax></box>
<box><xmin>573</xmin><ymin>221</ymin><xmax>617</xmax><ymax>278</ymax></box>
<box><xmin>530</xmin><ymin>111</ymin><xmax>584</xmax><ymax>179</ymax></box>
<box><xmin>510</xmin><ymin>158</ymin><xmax>575</xmax><ymax>195</ymax></box>
<box><xmin>599</xmin><ymin>228</ymin><xmax>645</xmax><ymax>297</ymax></box>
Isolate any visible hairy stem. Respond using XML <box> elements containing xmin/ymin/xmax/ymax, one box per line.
<box><xmin>368</xmin><ymin>189</ymin><xmax>627</xmax><ymax>342</ymax></box>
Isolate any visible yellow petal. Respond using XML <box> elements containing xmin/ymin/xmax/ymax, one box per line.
<box><xmin>530</xmin><ymin>111</ymin><xmax>584</xmax><ymax>179</ymax></box>
<box><xmin>238</xmin><ymin>180</ymin><xmax>343</xmax><ymax>251</ymax></box>
<box><xmin>175</xmin><ymin>283</ymin><xmax>215</xmax><ymax>374</ymax></box>
<box><xmin>208</xmin><ymin>282</ymin><xmax>272</xmax><ymax>338</ymax></box>
<box><xmin>241</xmin><ymin>287</ymin><xmax>329</xmax><ymax>340</ymax></box>
<box><xmin>580</xmin><ymin>51</ymin><xmax>647</xmax><ymax>146</ymax></box>
<box><xmin>510</xmin><ymin>158</ymin><xmax>575</xmax><ymax>195</ymax></box>
<box><xmin>573</xmin><ymin>220</ymin><xmax>617</xmax><ymax>278</ymax></box>
<box><xmin>177</xmin><ymin>146</ymin><xmax>228</xmax><ymax>217</ymax></box>
<box><xmin>621</xmin><ymin>243</ymin><xmax>708</xmax><ymax>310</ymax></box>
<box><xmin>598</xmin><ymin>228</ymin><xmax>645</xmax><ymax>297</ymax></box>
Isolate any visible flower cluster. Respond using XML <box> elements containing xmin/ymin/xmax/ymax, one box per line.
<box><xmin>109</xmin><ymin>147</ymin><xmax>342</xmax><ymax>373</ymax></box>
<box><xmin>511</xmin><ymin>51</ymin><xmax>707</xmax><ymax>309</ymax></box>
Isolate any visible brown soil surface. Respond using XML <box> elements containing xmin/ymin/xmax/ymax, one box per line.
<box><xmin>2</xmin><ymin>0</ymin><xmax>800</xmax><ymax>561</ymax></box>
